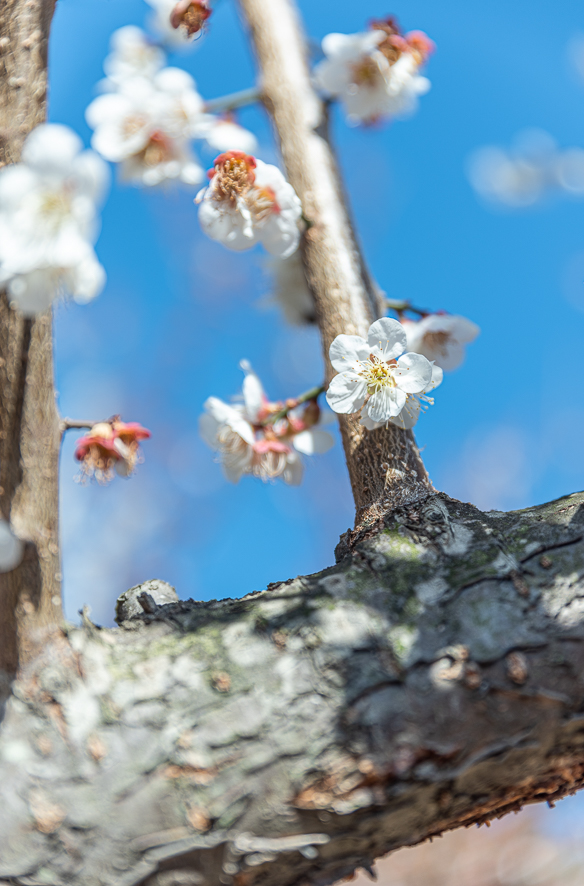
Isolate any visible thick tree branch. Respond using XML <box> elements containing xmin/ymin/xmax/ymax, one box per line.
<box><xmin>0</xmin><ymin>0</ymin><xmax>62</xmax><ymax>684</ymax></box>
<box><xmin>236</xmin><ymin>0</ymin><xmax>432</xmax><ymax>526</ymax></box>
<box><xmin>1</xmin><ymin>493</ymin><xmax>584</xmax><ymax>883</ymax></box>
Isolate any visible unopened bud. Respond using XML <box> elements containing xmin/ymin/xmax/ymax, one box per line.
<box><xmin>170</xmin><ymin>0</ymin><xmax>211</xmax><ymax>37</ymax></box>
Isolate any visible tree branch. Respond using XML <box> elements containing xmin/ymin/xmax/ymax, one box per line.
<box><xmin>236</xmin><ymin>0</ymin><xmax>432</xmax><ymax>527</ymax></box>
<box><xmin>1</xmin><ymin>492</ymin><xmax>584</xmax><ymax>884</ymax></box>
<box><xmin>0</xmin><ymin>0</ymin><xmax>62</xmax><ymax>686</ymax></box>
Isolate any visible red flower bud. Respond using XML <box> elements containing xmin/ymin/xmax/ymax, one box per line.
<box><xmin>170</xmin><ymin>0</ymin><xmax>211</xmax><ymax>37</ymax></box>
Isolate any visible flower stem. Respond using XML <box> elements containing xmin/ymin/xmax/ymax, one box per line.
<box><xmin>384</xmin><ymin>298</ymin><xmax>429</xmax><ymax>318</ymax></box>
<box><xmin>204</xmin><ymin>86</ymin><xmax>262</xmax><ymax>114</ymax></box>
<box><xmin>59</xmin><ymin>418</ymin><xmax>98</xmax><ymax>435</ymax></box>
<box><xmin>259</xmin><ymin>384</ymin><xmax>325</xmax><ymax>426</ymax></box>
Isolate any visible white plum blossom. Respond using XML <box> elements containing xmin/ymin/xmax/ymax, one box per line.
<box><xmin>314</xmin><ymin>19</ymin><xmax>433</xmax><ymax>125</ymax></box>
<box><xmin>361</xmin><ymin>362</ymin><xmax>443</xmax><ymax>431</ymax></box>
<box><xmin>0</xmin><ymin>124</ymin><xmax>108</xmax><ymax>315</ymax></box>
<box><xmin>200</xmin><ymin>361</ymin><xmax>333</xmax><ymax>485</ymax></box>
<box><xmin>403</xmin><ymin>313</ymin><xmax>479</xmax><ymax>371</ymax></box>
<box><xmin>102</xmin><ymin>26</ymin><xmax>165</xmax><ymax>86</ymax></box>
<box><xmin>2</xmin><ymin>254</ymin><xmax>106</xmax><ymax>316</ymax></box>
<box><xmin>326</xmin><ymin>317</ymin><xmax>434</xmax><ymax>426</ymax></box>
<box><xmin>196</xmin><ymin>152</ymin><xmax>302</xmax><ymax>257</ymax></box>
<box><xmin>88</xmin><ymin>26</ymin><xmax>258</xmax><ymax>189</ymax></box>
<box><xmin>86</xmin><ymin>71</ymin><xmax>208</xmax><ymax>186</ymax></box>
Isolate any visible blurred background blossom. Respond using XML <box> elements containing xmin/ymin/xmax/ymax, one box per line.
<box><xmin>467</xmin><ymin>129</ymin><xmax>584</xmax><ymax>208</ymax></box>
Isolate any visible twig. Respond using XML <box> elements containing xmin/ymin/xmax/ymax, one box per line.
<box><xmin>204</xmin><ymin>86</ymin><xmax>262</xmax><ymax>114</ymax></box>
<box><xmin>59</xmin><ymin>418</ymin><xmax>98</xmax><ymax>433</ymax></box>
<box><xmin>259</xmin><ymin>384</ymin><xmax>324</xmax><ymax>426</ymax></box>
<box><xmin>384</xmin><ymin>298</ymin><xmax>429</xmax><ymax>318</ymax></box>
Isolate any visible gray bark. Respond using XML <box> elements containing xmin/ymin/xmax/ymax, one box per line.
<box><xmin>0</xmin><ymin>0</ymin><xmax>62</xmax><ymax>684</ymax></box>
<box><xmin>2</xmin><ymin>491</ymin><xmax>584</xmax><ymax>885</ymax></box>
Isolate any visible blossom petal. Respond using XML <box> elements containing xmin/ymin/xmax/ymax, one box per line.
<box><xmin>427</xmin><ymin>363</ymin><xmax>443</xmax><ymax>391</ymax></box>
<box><xmin>360</xmin><ymin>413</ymin><xmax>382</xmax><ymax>431</ymax></box>
<box><xmin>366</xmin><ymin>386</ymin><xmax>406</xmax><ymax>423</ymax></box>
<box><xmin>240</xmin><ymin>360</ymin><xmax>265</xmax><ymax>423</ymax></box>
<box><xmin>293</xmin><ymin>428</ymin><xmax>335</xmax><ymax>455</ymax></box>
<box><xmin>394</xmin><ymin>352</ymin><xmax>433</xmax><ymax>393</ymax></box>
<box><xmin>21</xmin><ymin>124</ymin><xmax>82</xmax><ymax>174</ymax></box>
<box><xmin>389</xmin><ymin>397</ymin><xmax>421</xmax><ymax>430</ymax></box>
<box><xmin>326</xmin><ymin>372</ymin><xmax>367</xmax><ymax>414</ymax></box>
<box><xmin>223</xmin><ymin>461</ymin><xmax>247</xmax><ymax>484</ymax></box>
<box><xmin>260</xmin><ymin>216</ymin><xmax>300</xmax><ymax>259</ymax></box>
<box><xmin>283</xmin><ymin>452</ymin><xmax>303</xmax><ymax>486</ymax></box>
<box><xmin>199</xmin><ymin>412</ymin><xmax>220</xmax><ymax>449</ymax></box>
<box><xmin>367</xmin><ymin>317</ymin><xmax>407</xmax><ymax>361</ymax></box>
<box><xmin>329</xmin><ymin>334</ymin><xmax>369</xmax><ymax>372</ymax></box>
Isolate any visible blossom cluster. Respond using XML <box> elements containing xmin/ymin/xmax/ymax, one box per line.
<box><xmin>86</xmin><ymin>26</ymin><xmax>257</xmax><ymax>188</ymax></box>
<box><xmin>467</xmin><ymin>129</ymin><xmax>584</xmax><ymax>208</ymax></box>
<box><xmin>314</xmin><ymin>16</ymin><xmax>434</xmax><ymax>125</ymax></box>
<box><xmin>196</xmin><ymin>151</ymin><xmax>303</xmax><ymax>257</ymax></box>
<box><xmin>0</xmin><ymin>124</ymin><xmax>109</xmax><ymax>316</ymax></box>
<box><xmin>200</xmin><ymin>362</ymin><xmax>333</xmax><ymax>484</ymax></box>
<box><xmin>75</xmin><ymin>418</ymin><xmax>151</xmax><ymax>484</ymax></box>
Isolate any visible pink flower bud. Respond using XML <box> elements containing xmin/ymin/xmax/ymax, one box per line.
<box><xmin>74</xmin><ymin>418</ymin><xmax>151</xmax><ymax>484</ymax></box>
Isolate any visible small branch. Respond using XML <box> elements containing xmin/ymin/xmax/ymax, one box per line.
<box><xmin>259</xmin><ymin>384</ymin><xmax>325</xmax><ymax>426</ymax></box>
<box><xmin>236</xmin><ymin>0</ymin><xmax>432</xmax><ymax>525</ymax></box>
<box><xmin>204</xmin><ymin>86</ymin><xmax>262</xmax><ymax>114</ymax></box>
<box><xmin>59</xmin><ymin>418</ymin><xmax>98</xmax><ymax>434</ymax></box>
<box><xmin>384</xmin><ymin>298</ymin><xmax>429</xmax><ymax>318</ymax></box>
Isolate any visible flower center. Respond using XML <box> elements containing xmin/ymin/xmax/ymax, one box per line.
<box><xmin>211</xmin><ymin>151</ymin><xmax>257</xmax><ymax>204</ymax></box>
<box><xmin>170</xmin><ymin>1</ymin><xmax>211</xmax><ymax>36</ymax></box>
<box><xmin>370</xmin><ymin>18</ymin><xmax>406</xmax><ymax>66</ymax></box>
<box><xmin>358</xmin><ymin>355</ymin><xmax>397</xmax><ymax>394</ymax></box>
<box><xmin>247</xmin><ymin>185</ymin><xmax>279</xmax><ymax>224</ymax></box>
<box><xmin>138</xmin><ymin>131</ymin><xmax>174</xmax><ymax>167</ymax></box>
<box><xmin>252</xmin><ymin>439</ymin><xmax>291</xmax><ymax>481</ymax></box>
<box><xmin>424</xmin><ymin>330</ymin><xmax>450</xmax><ymax>354</ymax></box>
<box><xmin>351</xmin><ymin>56</ymin><xmax>384</xmax><ymax>87</ymax></box>
<box><xmin>123</xmin><ymin>114</ymin><xmax>149</xmax><ymax>139</ymax></box>
<box><xmin>39</xmin><ymin>190</ymin><xmax>71</xmax><ymax>224</ymax></box>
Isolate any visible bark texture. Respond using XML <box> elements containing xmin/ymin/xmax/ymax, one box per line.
<box><xmin>0</xmin><ymin>0</ymin><xmax>62</xmax><ymax>684</ymax></box>
<box><xmin>236</xmin><ymin>0</ymin><xmax>432</xmax><ymax>525</ymax></box>
<box><xmin>2</xmin><ymin>491</ymin><xmax>584</xmax><ymax>885</ymax></box>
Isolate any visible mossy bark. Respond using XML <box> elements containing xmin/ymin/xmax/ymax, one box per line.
<box><xmin>2</xmin><ymin>492</ymin><xmax>584</xmax><ymax>885</ymax></box>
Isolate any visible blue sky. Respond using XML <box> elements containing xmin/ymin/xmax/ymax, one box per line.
<box><xmin>47</xmin><ymin>0</ymin><xmax>584</xmax><ymax>626</ymax></box>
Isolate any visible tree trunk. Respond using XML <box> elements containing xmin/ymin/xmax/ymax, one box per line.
<box><xmin>236</xmin><ymin>0</ymin><xmax>433</xmax><ymax>527</ymax></box>
<box><xmin>1</xmin><ymin>491</ymin><xmax>584</xmax><ymax>885</ymax></box>
<box><xmin>0</xmin><ymin>0</ymin><xmax>62</xmax><ymax>688</ymax></box>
